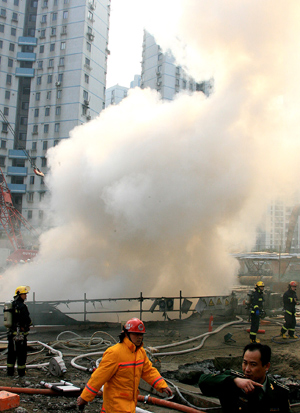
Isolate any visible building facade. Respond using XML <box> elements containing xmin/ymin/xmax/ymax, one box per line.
<box><xmin>105</xmin><ymin>83</ymin><xmax>127</xmax><ymax>107</ymax></box>
<box><xmin>0</xmin><ymin>0</ymin><xmax>110</xmax><ymax>229</ymax></box>
<box><xmin>141</xmin><ymin>31</ymin><xmax>213</xmax><ymax>100</ymax></box>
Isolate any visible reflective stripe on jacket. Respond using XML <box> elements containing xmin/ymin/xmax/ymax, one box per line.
<box><xmin>80</xmin><ymin>336</ymin><xmax>167</xmax><ymax>412</ymax></box>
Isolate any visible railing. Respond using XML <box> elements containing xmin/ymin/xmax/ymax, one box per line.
<box><xmin>0</xmin><ymin>291</ymin><xmax>236</xmax><ymax>325</ymax></box>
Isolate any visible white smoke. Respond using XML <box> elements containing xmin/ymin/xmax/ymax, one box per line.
<box><xmin>2</xmin><ymin>0</ymin><xmax>300</xmax><ymax>302</ymax></box>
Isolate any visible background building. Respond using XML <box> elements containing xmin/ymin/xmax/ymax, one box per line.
<box><xmin>105</xmin><ymin>83</ymin><xmax>127</xmax><ymax>107</ymax></box>
<box><xmin>0</xmin><ymin>0</ymin><xmax>110</xmax><ymax>229</ymax></box>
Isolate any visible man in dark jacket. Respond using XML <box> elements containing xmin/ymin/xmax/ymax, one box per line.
<box><xmin>249</xmin><ymin>281</ymin><xmax>265</xmax><ymax>343</ymax></box>
<box><xmin>7</xmin><ymin>285</ymin><xmax>32</xmax><ymax>377</ymax></box>
<box><xmin>281</xmin><ymin>281</ymin><xmax>298</xmax><ymax>339</ymax></box>
<box><xmin>198</xmin><ymin>343</ymin><xmax>290</xmax><ymax>413</ymax></box>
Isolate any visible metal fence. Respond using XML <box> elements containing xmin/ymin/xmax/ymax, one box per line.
<box><xmin>0</xmin><ymin>291</ymin><xmax>236</xmax><ymax>325</ymax></box>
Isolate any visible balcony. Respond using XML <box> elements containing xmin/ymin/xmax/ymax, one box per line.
<box><xmin>7</xmin><ymin>166</ymin><xmax>28</xmax><ymax>177</ymax></box>
<box><xmin>8</xmin><ymin>150</ymin><xmax>28</xmax><ymax>160</ymax></box>
<box><xmin>18</xmin><ymin>37</ymin><xmax>37</xmax><ymax>47</ymax></box>
<box><xmin>15</xmin><ymin>68</ymin><xmax>35</xmax><ymax>78</ymax></box>
<box><xmin>7</xmin><ymin>184</ymin><xmax>26</xmax><ymax>194</ymax></box>
<box><xmin>17</xmin><ymin>52</ymin><xmax>36</xmax><ymax>62</ymax></box>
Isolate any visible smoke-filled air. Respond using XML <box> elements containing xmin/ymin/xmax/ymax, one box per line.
<box><xmin>2</xmin><ymin>0</ymin><xmax>300</xmax><ymax>300</ymax></box>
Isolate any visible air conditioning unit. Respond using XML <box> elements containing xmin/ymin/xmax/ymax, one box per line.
<box><xmin>88</xmin><ymin>0</ymin><xmax>96</xmax><ymax>10</ymax></box>
<box><xmin>87</xmin><ymin>33</ymin><xmax>95</xmax><ymax>41</ymax></box>
<box><xmin>55</xmin><ymin>81</ymin><xmax>61</xmax><ymax>87</ymax></box>
<box><xmin>86</xmin><ymin>115</ymin><xmax>91</xmax><ymax>121</ymax></box>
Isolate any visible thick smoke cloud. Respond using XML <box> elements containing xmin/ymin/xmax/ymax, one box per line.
<box><xmin>2</xmin><ymin>0</ymin><xmax>300</xmax><ymax>301</ymax></box>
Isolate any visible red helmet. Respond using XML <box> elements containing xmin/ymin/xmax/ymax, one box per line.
<box><xmin>124</xmin><ymin>318</ymin><xmax>146</xmax><ymax>334</ymax></box>
<box><xmin>290</xmin><ymin>281</ymin><xmax>297</xmax><ymax>287</ymax></box>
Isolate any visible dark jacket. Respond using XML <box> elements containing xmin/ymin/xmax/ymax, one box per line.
<box><xmin>251</xmin><ymin>289</ymin><xmax>264</xmax><ymax>314</ymax></box>
<box><xmin>283</xmin><ymin>289</ymin><xmax>298</xmax><ymax>315</ymax></box>
<box><xmin>10</xmin><ymin>296</ymin><xmax>31</xmax><ymax>334</ymax></box>
<box><xmin>198</xmin><ymin>370</ymin><xmax>291</xmax><ymax>413</ymax></box>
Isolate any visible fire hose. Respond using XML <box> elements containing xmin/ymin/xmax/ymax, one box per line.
<box><xmin>0</xmin><ymin>386</ymin><xmax>207</xmax><ymax>412</ymax></box>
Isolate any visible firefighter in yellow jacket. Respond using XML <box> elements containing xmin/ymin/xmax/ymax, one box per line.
<box><xmin>77</xmin><ymin>318</ymin><xmax>172</xmax><ymax>412</ymax></box>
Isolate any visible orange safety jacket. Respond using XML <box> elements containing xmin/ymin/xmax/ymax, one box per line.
<box><xmin>80</xmin><ymin>336</ymin><xmax>168</xmax><ymax>413</ymax></box>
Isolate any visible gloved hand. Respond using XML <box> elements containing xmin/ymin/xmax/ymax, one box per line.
<box><xmin>255</xmin><ymin>309</ymin><xmax>260</xmax><ymax>316</ymax></box>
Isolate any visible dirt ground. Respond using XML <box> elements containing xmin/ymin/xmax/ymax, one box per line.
<box><xmin>0</xmin><ymin>313</ymin><xmax>299</xmax><ymax>412</ymax></box>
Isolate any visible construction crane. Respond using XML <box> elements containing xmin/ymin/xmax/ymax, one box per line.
<box><xmin>0</xmin><ymin>167</ymin><xmax>39</xmax><ymax>263</ymax></box>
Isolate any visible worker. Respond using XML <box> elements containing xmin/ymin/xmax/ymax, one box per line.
<box><xmin>281</xmin><ymin>281</ymin><xmax>299</xmax><ymax>339</ymax></box>
<box><xmin>77</xmin><ymin>317</ymin><xmax>172</xmax><ymax>412</ymax></box>
<box><xmin>198</xmin><ymin>342</ymin><xmax>291</xmax><ymax>413</ymax></box>
<box><xmin>7</xmin><ymin>286</ymin><xmax>32</xmax><ymax>377</ymax></box>
<box><xmin>249</xmin><ymin>281</ymin><xmax>265</xmax><ymax>343</ymax></box>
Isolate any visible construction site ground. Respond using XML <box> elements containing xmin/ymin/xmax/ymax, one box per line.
<box><xmin>0</xmin><ymin>313</ymin><xmax>299</xmax><ymax>412</ymax></box>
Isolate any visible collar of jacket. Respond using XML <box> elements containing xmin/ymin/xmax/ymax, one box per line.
<box><xmin>123</xmin><ymin>335</ymin><xmax>144</xmax><ymax>352</ymax></box>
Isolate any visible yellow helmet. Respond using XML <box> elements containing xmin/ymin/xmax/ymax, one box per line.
<box><xmin>15</xmin><ymin>285</ymin><xmax>31</xmax><ymax>295</ymax></box>
<box><xmin>256</xmin><ymin>281</ymin><xmax>265</xmax><ymax>288</ymax></box>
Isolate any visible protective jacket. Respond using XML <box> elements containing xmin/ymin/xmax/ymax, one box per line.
<box><xmin>80</xmin><ymin>336</ymin><xmax>168</xmax><ymax>413</ymax></box>
<box><xmin>9</xmin><ymin>296</ymin><xmax>31</xmax><ymax>335</ymax></box>
<box><xmin>283</xmin><ymin>289</ymin><xmax>298</xmax><ymax>315</ymax></box>
<box><xmin>251</xmin><ymin>289</ymin><xmax>264</xmax><ymax>314</ymax></box>
<box><xmin>198</xmin><ymin>370</ymin><xmax>291</xmax><ymax>413</ymax></box>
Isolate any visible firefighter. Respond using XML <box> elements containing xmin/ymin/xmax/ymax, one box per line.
<box><xmin>7</xmin><ymin>286</ymin><xmax>32</xmax><ymax>377</ymax></box>
<box><xmin>198</xmin><ymin>342</ymin><xmax>290</xmax><ymax>412</ymax></box>
<box><xmin>77</xmin><ymin>317</ymin><xmax>172</xmax><ymax>412</ymax></box>
<box><xmin>280</xmin><ymin>281</ymin><xmax>299</xmax><ymax>339</ymax></box>
<box><xmin>249</xmin><ymin>281</ymin><xmax>265</xmax><ymax>343</ymax></box>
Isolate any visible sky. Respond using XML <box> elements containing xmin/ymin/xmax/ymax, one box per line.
<box><xmin>1</xmin><ymin>0</ymin><xmax>300</xmax><ymax>305</ymax></box>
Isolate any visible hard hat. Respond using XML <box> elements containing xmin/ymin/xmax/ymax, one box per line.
<box><xmin>124</xmin><ymin>318</ymin><xmax>146</xmax><ymax>334</ymax></box>
<box><xmin>15</xmin><ymin>285</ymin><xmax>31</xmax><ymax>295</ymax></box>
<box><xmin>256</xmin><ymin>281</ymin><xmax>265</xmax><ymax>288</ymax></box>
<box><xmin>290</xmin><ymin>281</ymin><xmax>297</xmax><ymax>287</ymax></box>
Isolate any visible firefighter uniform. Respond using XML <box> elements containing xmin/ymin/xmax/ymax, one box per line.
<box><xmin>7</xmin><ymin>295</ymin><xmax>31</xmax><ymax>377</ymax></box>
<box><xmin>199</xmin><ymin>370</ymin><xmax>291</xmax><ymax>413</ymax></box>
<box><xmin>281</xmin><ymin>287</ymin><xmax>298</xmax><ymax>338</ymax></box>
<box><xmin>250</xmin><ymin>288</ymin><xmax>265</xmax><ymax>342</ymax></box>
<box><xmin>80</xmin><ymin>336</ymin><xmax>168</xmax><ymax>413</ymax></box>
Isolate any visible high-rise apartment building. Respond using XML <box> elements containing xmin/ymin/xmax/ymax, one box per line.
<box><xmin>141</xmin><ymin>31</ymin><xmax>213</xmax><ymax>100</ymax></box>
<box><xmin>105</xmin><ymin>84</ymin><xmax>127</xmax><ymax>107</ymax></box>
<box><xmin>0</xmin><ymin>0</ymin><xmax>110</xmax><ymax>229</ymax></box>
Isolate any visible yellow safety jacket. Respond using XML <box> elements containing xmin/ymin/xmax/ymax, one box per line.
<box><xmin>80</xmin><ymin>336</ymin><xmax>168</xmax><ymax>413</ymax></box>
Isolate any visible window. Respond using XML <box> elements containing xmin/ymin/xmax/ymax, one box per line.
<box><xmin>31</xmin><ymin>0</ymin><xmax>37</xmax><ymax>6</ymax></box>
<box><xmin>40</xmin><ymin>45</ymin><xmax>44</xmax><ymax>53</ymax></box>
<box><xmin>34</xmin><ymin>108</ymin><xmax>39</xmax><ymax>117</ymax></box>
<box><xmin>40</xmin><ymin>29</ymin><xmax>45</xmax><ymax>38</ymax></box>
<box><xmin>20</xmin><ymin>117</ymin><xmax>27</xmax><ymax>125</ymax></box>
<box><xmin>44</xmin><ymin>124</ymin><xmax>49</xmax><ymax>133</ymax></box>
<box><xmin>49</xmin><ymin>59</ymin><xmax>54</xmax><ymax>67</ymax></box>
<box><xmin>61</xmin><ymin>42</ymin><xmax>66</xmax><ymax>50</ymax></box>
<box><xmin>6</xmin><ymin>74</ymin><xmax>12</xmax><ymax>84</ymax></box>
<box><xmin>59</xmin><ymin>57</ymin><xmax>64</xmax><ymax>66</ymax></box>
<box><xmin>35</xmin><ymin>92</ymin><xmax>40</xmax><ymax>101</ymax></box>
<box><xmin>0</xmin><ymin>156</ymin><xmax>5</xmax><ymax>167</ymax></box>
<box><xmin>47</xmin><ymin>74</ymin><xmax>52</xmax><ymax>83</ymax></box>
<box><xmin>52</xmin><ymin>12</ymin><xmax>57</xmax><ymax>21</ymax></box>
<box><xmin>46</xmin><ymin>91</ymin><xmax>51</xmax><ymax>100</ymax></box>
<box><xmin>11</xmin><ymin>11</ymin><xmax>17</xmax><ymax>21</ymax></box>
<box><xmin>37</xmin><ymin>76</ymin><xmax>42</xmax><ymax>85</ymax></box>
<box><xmin>8</xmin><ymin>58</ymin><xmax>13</xmax><ymax>67</ymax></box>
<box><xmin>9</xmin><ymin>43</ymin><xmax>14</xmax><ymax>51</ymax></box>
<box><xmin>3</xmin><ymin>107</ymin><xmax>8</xmax><ymax>116</ymax></box>
<box><xmin>88</xmin><ymin>11</ymin><xmax>93</xmax><ymax>20</ymax></box>
<box><xmin>50</xmin><ymin>43</ymin><xmax>55</xmax><ymax>52</ymax></box>
<box><xmin>54</xmin><ymin>123</ymin><xmax>60</xmax><ymax>132</ymax></box>
<box><xmin>21</xmin><ymin>102</ymin><xmax>29</xmax><ymax>110</ymax></box>
<box><xmin>32</xmin><ymin>141</ymin><xmax>37</xmax><ymax>150</ymax></box>
<box><xmin>41</xmin><ymin>14</ymin><xmax>47</xmax><ymax>23</ymax></box>
<box><xmin>40</xmin><ymin>192</ymin><xmax>45</xmax><ymax>201</ymax></box>
<box><xmin>43</xmin><ymin>140</ymin><xmax>48</xmax><ymax>150</ymax></box>
<box><xmin>38</xmin><ymin>60</ymin><xmax>43</xmax><ymax>69</ymax></box>
<box><xmin>51</xmin><ymin>26</ymin><xmax>56</xmax><ymax>36</ymax></box>
<box><xmin>43</xmin><ymin>0</ymin><xmax>48</xmax><ymax>7</ymax></box>
<box><xmin>86</xmin><ymin>42</ymin><xmax>91</xmax><ymax>52</ymax></box>
<box><xmin>0</xmin><ymin>9</ymin><xmax>6</xmax><ymax>18</ymax></box>
<box><xmin>57</xmin><ymin>89</ymin><xmax>61</xmax><ymax>99</ymax></box>
<box><xmin>61</xmin><ymin>25</ymin><xmax>67</xmax><ymax>34</ymax></box>
<box><xmin>85</xmin><ymin>57</ymin><xmax>90</xmax><ymax>67</ymax></box>
<box><xmin>54</xmin><ymin>139</ymin><xmax>59</xmax><ymax>146</ymax></box>
<box><xmin>33</xmin><ymin>124</ymin><xmax>38</xmax><ymax>134</ymax></box>
<box><xmin>58</xmin><ymin>73</ymin><xmax>63</xmax><ymax>82</ymax></box>
<box><xmin>83</xmin><ymin>90</ymin><xmax>88</xmax><ymax>100</ymax></box>
<box><xmin>23</xmin><ymin>86</ymin><xmax>30</xmax><ymax>95</ymax></box>
<box><xmin>1</xmin><ymin>140</ymin><xmax>7</xmax><ymax>149</ymax></box>
<box><xmin>45</xmin><ymin>107</ymin><xmax>50</xmax><ymax>116</ymax></box>
<box><xmin>5</xmin><ymin>90</ymin><xmax>10</xmax><ymax>99</ymax></box>
<box><xmin>14</xmin><ymin>0</ymin><xmax>19</xmax><ymax>5</ymax></box>
<box><xmin>27</xmin><ymin>192</ymin><xmax>34</xmax><ymax>203</ymax></box>
<box><xmin>29</xmin><ymin>13</ymin><xmax>36</xmax><ymax>22</ymax></box>
<box><xmin>27</xmin><ymin>210</ymin><xmax>32</xmax><ymax>220</ymax></box>
<box><xmin>39</xmin><ymin>210</ymin><xmax>44</xmax><ymax>219</ymax></box>
<box><xmin>55</xmin><ymin>106</ymin><xmax>61</xmax><ymax>115</ymax></box>
<box><xmin>30</xmin><ymin>175</ymin><xmax>35</xmax><ymax>184</ymax></box>
<box><xmin>63</xmin><ymin>10</ymin><xmax>68</xmax><ymax>19</ymax></box>
<box><xmin>85</xmin><ymin>74</ymin><xmax>89</xmax><ymax>84</ymax></box>
<box><xmin>28</xmin><ymin>28</ymin><xmax>35</xmax><ymax>37</ymax></box>
<box><xmin>0</xmin><ymin>40</ymin><xmax>2</xmax><ymax>48</ymax></box>
<box><xmin>41</xmin><ymin>157</ymin><xmax>47</xmax><ymax>167</ymax></box>
<box><xmin>11</xmin><ymin>27</ymin><xmax>16</xmax><ymax>36</ymax></box>
<box><xmin>0</xmin><ymin>24</ymin><xmax>4</xmax><ymax>33</ymax></box>
<box><xmin>2</xmin><ymin>123</ymin><xmax>8</xmax><ymax>133</ymax></box>
<box><xmin>19</xmin><ymin>133</ymin><xmax>26</xmax><ymax>141</ymax></box>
